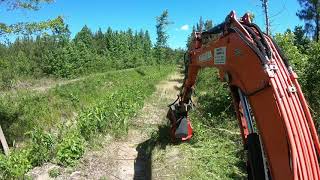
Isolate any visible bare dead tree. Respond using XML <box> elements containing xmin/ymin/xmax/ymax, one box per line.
<box><xmin>262</xmin><ymin>0</ymin><xmax>271</xmax><ymax>35</ymax></box>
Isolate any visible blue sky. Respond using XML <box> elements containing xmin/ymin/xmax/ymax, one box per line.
<box><xmin>1</xmin><ymin>0</ymin><xmax>302</xmax><ymax>49</ymax></box>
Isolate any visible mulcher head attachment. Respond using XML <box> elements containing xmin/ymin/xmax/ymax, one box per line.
<box><xmin>167</xmin><ymin>103</ymin><xmax>193</xmax><ymax>141</ymax></box>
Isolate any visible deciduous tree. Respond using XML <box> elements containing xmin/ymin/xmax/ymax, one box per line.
<box><xmin>0</xmin><ymin>0</ymin><xmax>64</xmax><ymax>36</ymax></box>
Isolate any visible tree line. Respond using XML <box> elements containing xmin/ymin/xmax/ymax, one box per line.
<box><xmin>0</xmin><ymin>11</ymin><xmax>184</xmax><ymax>89</ymax></box>
<box><xmin>0</xmin><ymin>1</ymin><xmax>184</xmax><ymax>89</ymax></box>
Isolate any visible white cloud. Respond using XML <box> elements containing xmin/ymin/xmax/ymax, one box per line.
<box><xmin>180</xmin><ymin>24</ymin><xmax>189</xmax><ymax>31</ymax></box>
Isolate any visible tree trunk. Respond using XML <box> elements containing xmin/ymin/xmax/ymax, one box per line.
<box><xmin>262</xmin><ymin>0</ymin><xmax>270</xmax><ymax>35</ymax></box>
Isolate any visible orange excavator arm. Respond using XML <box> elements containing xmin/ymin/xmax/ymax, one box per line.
<box><xmin>167</xmin><ymin>11</ymin><xmax>320</xmax><ymax>180</ymax></box>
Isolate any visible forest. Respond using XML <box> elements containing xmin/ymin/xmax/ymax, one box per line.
<box><xmin>0</xmin><ymin>0</ymin><xmax>320</xmax><ymax>179</ymax></box>
<box><xmin>0</xmin><ymin>24</ymin><xmax>183</xmax><ymax>88</ymax></box>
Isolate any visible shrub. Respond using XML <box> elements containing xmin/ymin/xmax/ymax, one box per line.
<box><xmin>195</xmin><ymin>69</ymin><xmax>233</xmax><ymax>122</ymax></box>
<box><xmin>0</xmin><ymin>71</ymin><xmax>16</xmax><ymax>90</ymax></box>
<box><xmin>27</xmin><ymin>129</ymin><xmax>55</xmax><ymax>166</ymax></box>
<box><xmin>0</xmin><ymin>150</ymin><xmax>32</xmax><ymax>179</ymax></box>
<box><xmin>274</xmin><ymin>32</ymin><xmax>308</xmax><ymax>83</ymax></box>
<box><xmin>48</xmin><ymin>167</ymin><xmax>61</xmax><ymax>178</ymax></box>
<box><xmin>304</xmin><ymin>42</ymin><xmax>320</xmax><ymax>128</ymax></box>
<box><xmin>56</xmin><ymin>130</ymin><xmax>86</xmax><ymax>166</ymax></box>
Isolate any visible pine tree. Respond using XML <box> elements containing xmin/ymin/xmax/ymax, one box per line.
<box><xmin>186</xmin><ymin>26</ymin><xmax>196</xmax><ymax>49</ymax></box>
<box><xmin>74</xmin><ymin>25</ymin><xmax>94</xmax><ymax>48</ymax></box>
<box><xmin>155</xmin><ymin>9</ymin><xmax>172</xmax><ymax>64</ymax></box>
<box><xmin>94</xmin><ymin>28</ymin><xmax>106</xmax><ymax>55</ymax></box>
<box><xmin>143</xmin><ymin>30</ymin><xmax>153</xmax><ymax>65</ymax></box>
<box><xmin>105</xmin><ymin>27</ymin><xmax>113</xmax><ymax>51</ymax></box>
<box><xmin>296</xmin><ymin>0</ymin><xmax>320</xmax><ymax>41</ymax></box>
<box><xmin>293</xmin><ymin>25</ymin><xmax>311</xmax><ymax>52</ymax></box>
<box><xmin>204</xmin><ymin>20</ymin><xmax>213</xmax><ymax>31</ymax></box>
<box><xmin>1</xmin><ymin>22</ymin><xmax>183</xmax><ymax>81</ymax></box>
<box><xmin>196</xmin><ymin>16</ymin><xmax>204</xmax><ymax>32</ymax></box>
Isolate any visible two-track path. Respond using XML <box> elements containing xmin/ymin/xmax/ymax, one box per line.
<box><xmin>28</xmin><ymin>72</ymin><xmax>183</xmax><ymax>180</ymax></box>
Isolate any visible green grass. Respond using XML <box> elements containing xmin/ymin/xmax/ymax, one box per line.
<box><xmin>182</xmin><ymin>69</ymin><xmax>246</xmax><ymax>179</ymax></box>
<box><xmin>148</xmin><ymin>68</ymin><xmax>246</xmax><ymax>179</ymax></box>
<box><xmin>0</xmin><ymin>66</ymin><xmax>173</xmax><ymax>144</ymax></box>
<box><xmin>0</xmin><ymin>65</ymin><xmax>174</xmax><ymax>179</ymax></box>
<box><xmin>181</xmin><ymin>112</ymin><xmax>246</xmax><ymax>179</ymax></box>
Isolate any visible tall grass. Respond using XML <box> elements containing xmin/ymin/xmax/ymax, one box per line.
<box><xmin>0</xmin><ymin>65</ymin><xmax>174</xmax><ymax>179</ymax></box>
<box><xmin>181</xmin><ymin>69</ymin><xmax>246</xmax><ymax>179</ymax></box>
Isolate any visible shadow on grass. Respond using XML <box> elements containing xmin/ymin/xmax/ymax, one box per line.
<box><xmin>134</xmin><ymin>124</ymin><xmax>173</xmax><ymax>180</ymax></box>
<box><xmin>133</xmin><ymin>121</ymin><xmax>246</xmax><ymax>180</ymax></box>
<box><xmin>135</xmin><ymin>69</ymin><xmax>146</xmax><ymax>76</ymax></box>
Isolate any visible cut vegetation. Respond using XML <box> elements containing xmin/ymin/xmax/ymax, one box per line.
<box><xmin>151</xmin><ymin>69</ymin><xmax>246</xmax><ymax>179</ymax></box>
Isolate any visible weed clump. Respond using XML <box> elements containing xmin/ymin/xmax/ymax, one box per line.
<box><xmin>56</xmin><ymin>130</ymin><xmax>86</xmax><ymax>166</ymax></box>
<box><xmin>27</xmin><ymin>129</ymin><xmax>56</xmax><ymax>166</ymax></box>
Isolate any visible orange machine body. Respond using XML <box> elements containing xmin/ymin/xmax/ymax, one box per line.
<box><xmin>177</xmin><ymin>11</ymin><xmax>320</xmax><ymax>180</ymax></box>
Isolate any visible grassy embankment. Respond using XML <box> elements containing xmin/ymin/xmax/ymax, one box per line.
<box><xmin>0</xmin><ymin>65</ymin><xmax>174</xmax><ymax>179</ymax></box>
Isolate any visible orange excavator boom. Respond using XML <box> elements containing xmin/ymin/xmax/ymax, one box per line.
<box><xmin>167</xmin><ymin>11</ymin><xmax>320</xmax><ymax>180</ymax></box>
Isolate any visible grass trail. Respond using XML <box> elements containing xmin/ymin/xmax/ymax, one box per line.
<box><xmin>27</xmin><ymin>71</ymin><xmax>183</xmax><ymax>179</ymax></box>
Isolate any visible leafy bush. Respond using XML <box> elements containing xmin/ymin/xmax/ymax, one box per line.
<box><xmin>274</xmin><ymin>32</ymin><xmax>308</xmax><ymax>82</ymax></box>
<box><xmin>304</xmin><ymin>42</ymin><xmax>320</xmax><ymax>129</ymax></box>
<box><xmin>0</xmin><ymin>150</ymin><xmax>32</xmax><ymax>179</ymax></box>
<box><xmin>195</xmin><ymin>69</ymin><xmax>233</xmax><ymax>126</ymax></box>
<box><xmin>77</xmin><ymin>68</ymin><xmax>168</xmax><ymax>140</ymax></box>
<box><xmin>0</xmin><ymin>93</ymin><xmax>53</xmax><ymax>144</ymax></box>
<box><xmin>56</xmin><ymin>130</ymin><xmax>86</xmax><ymax>166</ymax></box>
<box><xmin>0</xmin><ymin>71</ymin><xmax>16</xmax><ymax>90</ymax></box>
<box><xmin>27</xmin><ymin>129</ymin><xmax>55</xmax><ymax>166</ymax></box>
<box><xmin>77</xmin><ymin>105</ymin><xmax>107</xmax><ymax>140</ymax></box>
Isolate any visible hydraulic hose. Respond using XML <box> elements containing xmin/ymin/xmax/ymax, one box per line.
<box><xmin>269</xmin><ymin>37</ymin><xmax>291</xmax><ymax>69</ymax></box>
<box><xmin>202</xmin><ymin>22</ymin><xmax>225</xmax><ymax>36</ymax></box>
<box><xmin>228</xmin><ymin>27</ymin><xmax>268</xmax><ymax>65</ymax></box>
<box><xmin>243</xmin><ymin>25</ymin><xmax>268</xmax><ymax>59</ymax></box>
<box><xmin>246</xmin><ymin>23</ymin><xmax>272</xmax><ymax>59</ymax></box>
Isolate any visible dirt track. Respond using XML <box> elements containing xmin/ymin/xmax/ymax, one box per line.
<box><xmin>27</xmin><ymin>72</ymin><xmax>183</xmax><ymax>180</ymax></box>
